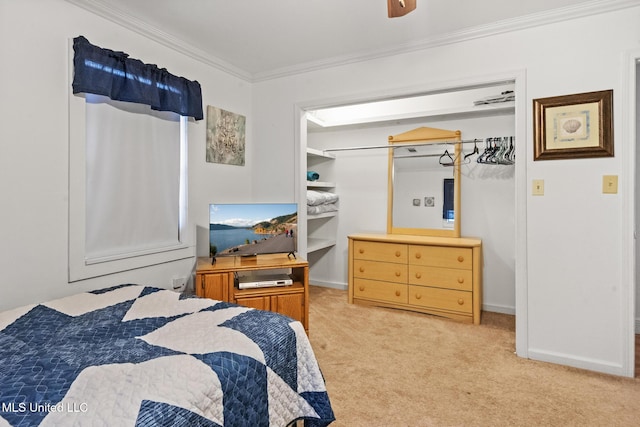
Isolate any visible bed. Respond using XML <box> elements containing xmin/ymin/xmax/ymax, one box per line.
<box><xmin>0</xmin><ymin>284</ymin><xmax>334</xmax><ymax>426</ymax></box>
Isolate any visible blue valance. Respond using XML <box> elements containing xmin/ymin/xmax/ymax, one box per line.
<box><xmin>72</xmin><ymin>36</ymin><xmax>203</xmax><ymax>120</ymax></box>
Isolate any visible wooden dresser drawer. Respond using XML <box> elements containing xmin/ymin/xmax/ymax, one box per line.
<box><xmin>354</xmin><ymin>278</ymin><xmax>408</xmax><ymax>304</ymax></box>
<box><xmin>408</xmin><ymin>285</ymin><xmax>472</xmax><ymax>314</ymax></box>
<box><xmin>353</xmin><ymin>240</ymin><xmax>407</xmax><ymax>263</ymax></box>
<box><xmin>409</xmin><ymin>265</ymin><xmax>473</xmax><ymax>291</ymax></box>
<box><xmin>409</xmin><ymin>245</ymin><xmax>472</xmax><ymax>270</ymax></box>
<box><xmin>354</xmin><ymin>259</ymin><xmax>407</xmax><ymax>283</ymax></box>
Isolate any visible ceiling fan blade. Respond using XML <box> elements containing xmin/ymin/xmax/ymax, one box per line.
<box><xmin>387</xmin><ymin>0</ymin><xmax>416</xmax><ymax>18</ymax></box>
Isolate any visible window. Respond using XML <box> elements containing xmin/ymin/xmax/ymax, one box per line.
<box><xmin>68</xmin><ymin>37</ymin><xmax>199</xmax><ymax>282</ymax></box>
<box><xmin>68</xmin><ymin>91</ymin><xmax>192</xmax><ymax>282</ymax></box>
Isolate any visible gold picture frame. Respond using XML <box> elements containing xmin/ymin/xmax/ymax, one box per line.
<box><xmin>533</xmin><ymin>90</ymin><xmax>613</xmax><ymax>161</ymax></box>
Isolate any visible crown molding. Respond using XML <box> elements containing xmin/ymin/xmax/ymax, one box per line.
<box><xmin>65</xmin><ymin>0</ymin><xmax>640</xmax><ymax>83</ymax></box>
<box><xmin>253</xmin><ymin>0</ymin><xmax>640</xmax><ymax>82</ymax></box>
<box><xmin>64</xmin><ymin>0</ymin><xmax>252</xmax><ymax>81</ymax></box>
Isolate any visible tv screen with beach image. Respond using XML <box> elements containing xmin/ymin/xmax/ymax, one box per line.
<box><xmin>209</xmin><ymin>203</ymin><xmax>297</xmax><ymax>258</ymax></box>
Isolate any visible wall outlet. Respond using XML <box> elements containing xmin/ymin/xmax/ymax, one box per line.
<box><xmin>172</xmin><ymin>277</ymin><xmax>187</xmax><ymax>292</ymax></box>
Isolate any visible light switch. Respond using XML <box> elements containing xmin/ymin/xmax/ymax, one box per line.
<box><xmin>602</xmin><ymin>175</ymin><xmax>618</xmax><ymax>194</ymax></box>
<box><xmin>532</xmin><ymin>179</ymin><xmax>544</xmax><ymax>196</ymax></box>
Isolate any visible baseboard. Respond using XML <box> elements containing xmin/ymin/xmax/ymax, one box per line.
<box><xmin>308</xmin><ymin>279</ymin><xmax>348</xmax><ymax>291</ymax></box>
<box><xmin>483</xmin><ymin>303</ymin><xmax>516</xmax><ymax>315</ymax></box>
<box><xmin>527</xmin><ymin>348</ymin><xmax>627</xmax><ymax>377</ymax></box>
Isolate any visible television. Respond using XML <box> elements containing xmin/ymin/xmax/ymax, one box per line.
<box><xmin>209</xmin><ymin>203</ymin><xmax>298</xmax><ymax>262</ymax></box>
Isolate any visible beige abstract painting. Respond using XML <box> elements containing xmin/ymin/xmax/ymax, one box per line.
<box><xmin>206</xmin><ymin>105</ymin><xmax>246</xmax><ymax>166</ymax></box>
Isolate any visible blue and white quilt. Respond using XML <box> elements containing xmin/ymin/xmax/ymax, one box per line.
<box><xmin>0</xmin><ymin>285</ymin><xmax>334</xmax><ymax>426</ymax></box>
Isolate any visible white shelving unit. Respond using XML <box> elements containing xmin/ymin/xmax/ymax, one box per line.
<box><xmin>304</xmin><ymin>147</ymin><xmax>337</xmax><ymax>255</ymax></box>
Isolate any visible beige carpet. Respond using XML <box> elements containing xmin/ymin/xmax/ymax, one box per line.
<box><xmin>307</xmin><ymin>285</ymin><xmax>640</xmax><ymax>427</ymax></box>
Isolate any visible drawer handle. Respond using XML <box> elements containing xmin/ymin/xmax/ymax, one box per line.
<box><xmin>395</xmin><ymin>271</ymin><xmax>401</xmax><ymax>277</ymax></box>
<box><xmin>359</xmin><ymin>286</ymin><xmax>365</xmax><ymax>291</ymax></box>
<box><xmin>395</xmin><ymin>290</ymin><xmax>401</xmax><ymax>297</ymax></box>
<box><xmin>457</xmin><ymin>277</ymin><xmax>464</xmax><ymax>284</ymax></box>
<box><xmin>415</xmin><ymin>293</ymin><xmax>422</xmax><ymax>300</ymax></box>
<box><xmin>359</xmin><ymin>248</ymin><xmax>364</xmax><ymax>254</ymax></box>
<box><xmin>457</xmin><ymin>256</ymin><xmax>464</xmax><ymax>263</ymax></box>
<box><xmin>458</xmin><ymin>298</ymin><xmax>464</xmax><ymax>305</ymax></box>
<box><xmin>415</xmin><ymin>252</ymin><xmax>422</xmax><ymax>259</ymax></box>
<box><xmin>395</xmin><ymin>250</ymin><xmax>401</xmax><ymax>258</ymax></box>
<box><xmin>415</xmin><ymin>272</ymin><xmax>422</xmax><ymax>279</ymax></box>
<box><xmin>359</xmin><ymin>267</ymin><xmax>365</xmax><ymax>273</ymax></box>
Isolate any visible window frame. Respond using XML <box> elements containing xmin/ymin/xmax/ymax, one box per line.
<box><xmin>67</xmin><ymin>42</ymin><xmax>194</xmax><ymax>282</ymax></box>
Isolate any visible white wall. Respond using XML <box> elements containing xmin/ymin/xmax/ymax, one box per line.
<box><xmin>0</xmin><ymin>0</ymin><xmax>252</xmax><ymax>310</ymax></box>
<box><xmin>252</xmin><ymin>8</ymin><xmax>640</xmax><ymax>375</ymax></box>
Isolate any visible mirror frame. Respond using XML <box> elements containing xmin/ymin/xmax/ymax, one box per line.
<box><xmin>387</xmin><ymin>126</ymin><xmax>461</xmax><ymax>237</ymax></box>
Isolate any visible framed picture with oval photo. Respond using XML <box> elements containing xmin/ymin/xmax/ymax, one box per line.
<box><xmin>533</xmin><ymin>90</ymin><xmax>613</xmax><ymax>160</ymax></box>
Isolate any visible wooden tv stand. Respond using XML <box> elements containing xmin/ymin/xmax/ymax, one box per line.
<box><xmin>195</xmin><ymin>254</ymin><xmax>309</xmax><ymax>333</ymax></box>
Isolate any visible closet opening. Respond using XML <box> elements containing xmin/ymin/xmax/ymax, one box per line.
<box><xmin>296</xmin><ymin>73</ymin><xmax>528</xmax><ymax>356</ymax></box>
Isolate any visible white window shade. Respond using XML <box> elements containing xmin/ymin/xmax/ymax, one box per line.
<box><xmin>85</xmin><ymin>95</ymin><xmax>180</xmax><ymax>262</ymax></box>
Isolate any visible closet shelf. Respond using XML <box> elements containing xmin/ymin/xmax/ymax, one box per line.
<box><xmin>306</xmin><ymin>147</ymin><xmax>335</xmax><ymax>159</ymax></box>
<box><xmin>384</xmin><ymin>100</ymin><xmax>515</xmax><ymax>123</ymax></box>
<box><xmin>308</xmin><ymin>237</ymin><xmax>336</xmax><ymax>253</ymax></box>
<box><xmin>308</xmin><ymin>211</ymin><xmax>338</xmax><ymax>220</ymax></box>
<box><xmin>388</xmin><ymin>100</ymin><xmax>516</xmax><ymax>123</ymax></box>
<box><xmin>307</xmin><ymin>181</ymin><xmax>335</xmax><ymax>188</ymax></box>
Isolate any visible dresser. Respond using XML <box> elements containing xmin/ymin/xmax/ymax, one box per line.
<box><xmin>348</xmin><ymin>234</ymin><xmax>482</xmax><ymax>324</ymax></box>
<box><xmin>195</xmin><ymin>254</ymin><xmax>309</xmax><ymax>333</ymax></box>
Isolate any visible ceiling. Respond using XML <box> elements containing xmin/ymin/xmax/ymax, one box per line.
<box><xmin>68</xmin><ymin>0</ymin><xmax>613</xmax><ymax>82</ymax></box>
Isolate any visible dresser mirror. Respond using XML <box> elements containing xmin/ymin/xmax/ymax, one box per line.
<box><xmin>387</xmin><ymin>126</ymin><xmax>461</xmax><ymax>237</ymax></box>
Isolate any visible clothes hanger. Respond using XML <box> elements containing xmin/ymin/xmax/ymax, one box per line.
<box><xmin>506</xmin><ymin>137</ymin><xmax>516</xmax><ymax>163</ymax></box>
<box><xmin>476</xmin><ymin>136</ymin><xmax>515</xmax><ymax>165</ymax></box>
<box><xmin>464</xmin><ymin>139</ymin><xmax>480</xmax><ymax>161</ymax></box>
<box><xmin>488</xmin><ymin>137</ymin><xmax>508</xmax><ymax>164</ymax></box>
<box><xmin>439</xmin><ymin>148</ymin><xmax>455</xmax><ymax>166</ymax></box>
<box><xmin>477</xmin><ymin>138</ymin><xmax>493</xmax><ymax>164</ymax></box>
<box><xmin>494</xmin><ymin>137</ymin><xmax>509</xmax><ymax>164</ymax></box>
<box><xmin>496</xmin><ymin>137</ymin><xmax>515</xmax><ymax>165</ymax></box>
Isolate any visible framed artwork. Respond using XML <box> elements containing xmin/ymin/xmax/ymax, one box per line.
<box><xmin>206</xmin><ymin>105</ymin><xmax>246</xmax><ymax>166</ymax></box>
<box><xmin>533</xmin><ymin>90</ymin><xmax>613</xmax><ymax>161</ymax></box>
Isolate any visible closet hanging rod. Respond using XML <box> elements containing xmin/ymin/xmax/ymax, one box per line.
<box><xmin>323</xmin><ymin>138</ymin><xmax>484</xmax><ymax>153</ymax></box>
<box><xmin>394</xmin><ymin>153</ymin><xmax>443</xmax><ymax>159</ymax></box>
